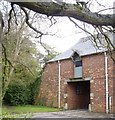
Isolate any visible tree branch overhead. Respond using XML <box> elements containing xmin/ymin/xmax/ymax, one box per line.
<box><xmin>12</xmin><ymin>2</ymin><xmax>114</xmax><ymax>27</ymax></box>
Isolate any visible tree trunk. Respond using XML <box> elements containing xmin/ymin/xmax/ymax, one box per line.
<box><xmin>0</xmin><ymin>11</ymin><xmax>3</xmax><ymax>115</ymax></box>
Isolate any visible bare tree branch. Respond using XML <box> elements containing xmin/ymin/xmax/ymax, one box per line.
<box><xmin>20</xmin><ymin>7</ymin><xmax>44</xmax><ymax>36</ymax></box>
<box><xmin>96</xmin><ymin>7</ymin><xmax>115</xmax><ymax>14</ymax></box>
<box><xmin>98</xmin><ymin>26</ymin><xmax>115</xmax><ymax>50</ymax></box>
<box><xmin>68</xmin><ymin>17</ymin><xmax>99</xmax><ymax>48</ymax></box>
<box><xmin>2</xmin><ymin>43</ymin><xmax>14</xmax><ymax>68</ymax></box>
<box><xmin>37</xmin><ymin>36</ymin><xmax>51</xmax><ymax>55</ymax></box>
<box><xmin>95</xmin><ymin>0</ymin><xmax>106</xmax><ymax>7</ymax></box>
<box><xmin>12</xmin><ymin>2</ymin><xmax>114</xmax><ymax>27</ymax></box>
<box><xmin>7</xmin><ymin>3</ymin><xmax>13</xmax><ymax>33</ymax></box>
<box><xmin>48</xmin><ymin>16</ymin><xmax>57</xmax><ymax>27</ymax></box>
<box><xmin>11</xmin><ymin>3</ymin><xmax>18</xmax><ymax>26</ymax></box>
<box><xmin>69</xmin><ymin>16</ymin><xmax>115</xmax><ymax>63</ymax></box>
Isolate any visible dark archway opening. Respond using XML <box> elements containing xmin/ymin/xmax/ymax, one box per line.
<box><xmin>67</xmin><ymin>81</ymin><xmax>90</xmax><ymax>110</ymax></box>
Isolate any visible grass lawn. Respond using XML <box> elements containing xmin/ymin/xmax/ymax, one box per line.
<box><xmin>2</xmin><ymin>105</ymin><xmax>59</xmax><ymax>118</ymax></box>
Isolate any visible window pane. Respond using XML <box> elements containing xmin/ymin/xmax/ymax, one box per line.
<box><xmin>74</xmin><ymin>66</ymin><xmax>82</xmax><ymax>78</ymax></box>
<box><xmin>75</xmin><ymin>61</ymin><xmax>82</xmax><ymax>67</ymax></box>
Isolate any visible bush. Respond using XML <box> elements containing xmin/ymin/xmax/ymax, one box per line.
<box><xmin>3</xmin><ymin>75</ymin><xmax>42</xmax><ymax>106</ymax></box>
<box><xmin>3</xmin><ymin>83</ymin><xmax>32</xmax><ymax>105</ymax></box>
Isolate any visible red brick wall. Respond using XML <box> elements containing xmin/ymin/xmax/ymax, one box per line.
<box><xmin>37</xmin><ymin>61</ymin><xmax>58</xmax><ymax>107</ymax></box>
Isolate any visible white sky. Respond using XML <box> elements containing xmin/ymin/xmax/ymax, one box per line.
<box><xmin>41</xmin><ymin>18</ymin><xmax>87</xmax><ymax>53</ymax></box>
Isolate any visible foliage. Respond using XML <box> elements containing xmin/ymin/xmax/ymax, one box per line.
<box><xmin>2</xmin><ymin>13</ymin><xmax>28</xmax><ymax>99</ymax></box>
<box><xmin>3</xmin><ymin>69</ymin><xmax>43</xmax><ymax>106</ymax></box>
<box><xmin>30</xmin><ymin>72</ymin><xmax>42</xmax><ymax>104</ymax></box>
<box><xmin>2</xmin><ymin>29</ymin><xmax>58</xmax><ymax>105</ymax></box>
<box><xmin>1</xmin><ymin>8</ymin><xmax>43</xmax><ymax>103</ymax></box>
<box><xmin>43</xmin><ymin>49</ymin><xmax>59</xmax><ymax>63</ymax></box>
<box><xmin>3</xmin><ymin>83</ymin><xmax>32</xmax><ymax>105</ymax></box>
<box><xmin>2</xmin><ymin>38</ymin><xmax>38</xmax><ymax>105</ymax></box>
<box><xmin>1</xmin><ymin>1</ymin><xmax>59</xmax><ymax>105</ymax></box>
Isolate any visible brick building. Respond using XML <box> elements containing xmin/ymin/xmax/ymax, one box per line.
<box><xmin>37</xmin><ymin>34</ymin><xmax>115</xmax><ymax>113</ymax></box>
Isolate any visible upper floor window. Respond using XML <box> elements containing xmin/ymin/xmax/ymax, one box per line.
<box><xmin>71</xmin><ymin>52</ymin><xmax>82</xmax><ymax>78</ymax></box>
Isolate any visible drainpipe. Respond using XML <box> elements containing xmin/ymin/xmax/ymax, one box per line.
<box><xmin>58</xmin><ymin>60</ymin><xmax>61</xmax><ymax>109</ymax></box>
<box><xmin>104</xmin><ymin>52</ymin><xmax>109</xmax><ymax>113</ymax></box>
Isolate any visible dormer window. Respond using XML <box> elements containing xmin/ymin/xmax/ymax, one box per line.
<box><xmin>71</xmin><ymin>52</ymin><xmax>82</xmax><ymax>78</ymax></box>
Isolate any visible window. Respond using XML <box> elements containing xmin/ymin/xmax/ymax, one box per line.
<box><xmin>74</xmin><ymin>60</ymin><xmax>82</xmax><ymax>78</ymax></box>
<box><xmin>71</xmin><ymin>52</ymin><xmax>82</xmax><ymax>78</ymax></box>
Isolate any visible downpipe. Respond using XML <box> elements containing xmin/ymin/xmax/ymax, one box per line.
<box><xmin>58</xmin><ymin>61</ymin><xmax>61</xmax><ymax>109</ymax></box>
<box><xmin>104</xmin><ymin>52</ymin><xmax>109</xmax><ymax>114</ymax></box>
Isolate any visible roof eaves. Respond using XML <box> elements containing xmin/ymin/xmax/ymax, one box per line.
<box><xmin>46</xmin><ymin>56</ymin><xmax>71</xmax><ymax>63</ymax></box>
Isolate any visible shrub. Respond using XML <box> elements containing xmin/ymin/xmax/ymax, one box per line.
<box><xmin>3</xmin><ymin>83</ymin><xmax>32</xmax><ymax>105</ymax></box>
<box><xmin>3</xmin><ymin>75</ymin><xmax>42</xmax><ymax>106</ymax></box>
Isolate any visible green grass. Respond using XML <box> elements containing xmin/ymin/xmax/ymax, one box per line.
<box><xmin>2</xmin><ymin>105</ymin><xmax>59</xmax><ymax>115</ymax></box>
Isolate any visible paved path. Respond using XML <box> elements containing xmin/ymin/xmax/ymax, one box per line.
<box><xmin>31</xmin><ymin>110</ymin><xmax>115</xmax><ymax>119</ymax></box>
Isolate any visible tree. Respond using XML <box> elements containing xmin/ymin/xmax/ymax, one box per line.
<box><xmin>1</xmin><ymin>2</ymin><xmax>59</xmax><ymax>100</ymax></box>
<box><xmin>0</xmin><ymin>11</ymin><xmax>3</xmax><ymax>114</ymax></box>
<box><xmin>3</xmin><ymin>38</ymin><xmax>40</xmax><ymax>105</ymax></box>
<box><xmin>2</xmin><ymin>11</ymin><xmax>26</xmax><ymax>99</ymax></box>
<box><xmin>1</xmin><ymin>6</ymin><xmax>40</xmax><ymax>100</ymax></box>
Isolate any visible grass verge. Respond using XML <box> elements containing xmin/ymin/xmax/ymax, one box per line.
<box><xmin>3</xmin><ymin>105</ymin><xmax>59</xmax><ymax>114</ymax></box>
<box><xmin>2</xmin><ymin>105</ymin><xmax>59</xmax><ymax>118</ymax></box>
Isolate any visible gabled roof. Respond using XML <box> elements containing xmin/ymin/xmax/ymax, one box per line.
<box><xmin>48</xmin><ymin>32</ymin><xmax>114</xmax><ymax>63</ymax></box>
